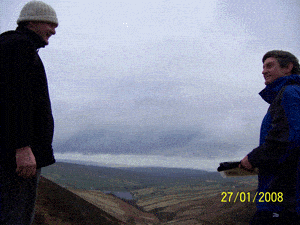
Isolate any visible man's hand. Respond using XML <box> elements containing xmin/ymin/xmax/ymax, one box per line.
<box><xmin>239</xmin><ymin>155</ymin><xmax>253</xmax><ymax>171</ymax></box>
<box><xmin>16</xmin><ymin>146</ymin><xmax>37</xmax><ymax>178</ymax></box>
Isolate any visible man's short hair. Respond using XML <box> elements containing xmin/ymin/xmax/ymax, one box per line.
<box><xmin>263</xmin><ymin>50</ymin><xmax>300</xmax><ymax>75</ymax></box>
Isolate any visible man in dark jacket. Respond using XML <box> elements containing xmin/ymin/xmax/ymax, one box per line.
<box><xmin>240</xmin><ymin>50</ymin><xmax>300</xmax><ymax>224</ymax></box>
<box><xmin>0</xmin><ymin>1</ymin><xmax>58</xmax><ymax>224</ymax></box>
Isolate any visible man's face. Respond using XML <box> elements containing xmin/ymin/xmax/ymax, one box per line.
<box><xmin>27</xmin><ymin>21</ymin><xmax>57</xmax><ymax>45</ymax></box>
<box><xmin>262</xmin><ymin>57</ymin><xmax>291</xmax><ymax>85</ymax></box>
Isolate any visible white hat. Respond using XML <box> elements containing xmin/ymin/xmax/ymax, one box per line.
<box><xmin>17</xmin><ymin>1</ymin><xmax>58</xmax><ymax>25</ymax></box>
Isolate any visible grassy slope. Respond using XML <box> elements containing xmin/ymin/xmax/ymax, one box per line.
<box><xmin>33</xmin><ymin>176</ymin><xmax>123</xmax><ymax>225</ymax></box>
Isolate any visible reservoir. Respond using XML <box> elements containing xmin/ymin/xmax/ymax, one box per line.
<box><xmin>104</xmin><ymin>191</ymin><xmax>134</xmax><ymax>200</ymax></box>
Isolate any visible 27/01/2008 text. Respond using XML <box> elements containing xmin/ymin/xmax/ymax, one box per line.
<box><xmin>221</xmin><ymin>192</ymin><xmax>283</xmax><ymax>203</ymax></box>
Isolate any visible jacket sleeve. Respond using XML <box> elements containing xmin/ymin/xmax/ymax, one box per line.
<box><xmin>2</xmin><ymin>39</ymin><xmax>35</xmax><ymax>150</ymax></box>
<box><xmin>248</xmin><ymin>86</ymin><xmax>300</xmax><ymax>168</ymax></box>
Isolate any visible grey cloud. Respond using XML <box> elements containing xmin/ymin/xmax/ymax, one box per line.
<box><xmin>53</xmin><ymin>127</ymin><xmax>242</xmax><ymax>159</ymax></box>
<box><xmin>54</xmin><ymin>128</ymin><xmax>202</xmax><ymax>154</ymax></box>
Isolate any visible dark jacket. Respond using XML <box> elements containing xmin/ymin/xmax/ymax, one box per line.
<box><xmin>248</xmin><ymin>75</ymin><xmax>300</xmax><ymax>213</ymax></box>
<box><xmin>0</xmin><ymin>27</ymin><xmax>55</xmax><ymax>169</ymax></box>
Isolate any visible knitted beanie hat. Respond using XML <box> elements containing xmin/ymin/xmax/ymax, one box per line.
<box><xmin>17</xmin><ymin>1</ymin><xmax>58</xmax><ymax>25</ymax></box>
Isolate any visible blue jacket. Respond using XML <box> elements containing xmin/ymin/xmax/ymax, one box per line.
<box><xmin>248</xmin><ymin>74</ymin><xmax>300</xmax><ymax>213</ymax></box>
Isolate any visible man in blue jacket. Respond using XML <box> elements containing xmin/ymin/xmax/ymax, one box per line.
<box><xmin>240</xmin><ymin>50</ymin><xmax>300</xmax><ymax>224</ymax></box>
<box><xmin>0</xmin><ymin>1</ymin><xmax>58</xmax><ymax>224</ymax></box>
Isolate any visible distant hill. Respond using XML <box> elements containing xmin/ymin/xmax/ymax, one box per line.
<box><xmin>119</xmin><ymin>166</ymin><xmax>219</xmax><ymax>177</ymax></box>
<box><xmin>41</xmin><ymin>162</ymin><xmax>253</xmax><ymax>190</ymax></box>
<box><xmin>36</xmin><ymin>162</ymin><xmax>258</xmax><ymax>224</ymax></box>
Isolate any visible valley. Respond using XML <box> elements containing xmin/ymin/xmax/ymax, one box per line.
<box><xmin>40</xmin><ymin>162</ymin><xmax>258</xmax><ymax>224</ymax></box>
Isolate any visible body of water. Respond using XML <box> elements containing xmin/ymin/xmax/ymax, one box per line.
<box><xmin>103</xmin><ymin>191</ymin><xmax>134</xmax><ymax>200</ymax></box>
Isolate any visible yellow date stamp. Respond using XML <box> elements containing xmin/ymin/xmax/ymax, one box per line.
<box><xmin>221</xmin><ymin>192</ymin><xmax>283</xmax><ymax>203</ymax></box>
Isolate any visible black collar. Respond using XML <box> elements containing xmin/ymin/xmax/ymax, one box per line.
<box><xmin>16</xmin><ymin>26</ymin><xmax>46</xmax><ymax>49</ymax></box>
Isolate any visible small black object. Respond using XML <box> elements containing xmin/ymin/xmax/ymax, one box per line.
<box><xmin>217</xmin><ymin>161</ymin><xmax>240</xmax><ymax>172</ymax></box>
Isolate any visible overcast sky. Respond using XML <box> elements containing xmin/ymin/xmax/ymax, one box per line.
<box><xmin>1</xmin><ymin>0</ymin><xmax>300</xmax><ymax>171</ymax></box>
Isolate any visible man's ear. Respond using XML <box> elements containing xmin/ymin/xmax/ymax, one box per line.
<box><xmin>26</xmin><ymin>21</ymin><xmax>39</xmax><ymax>29</ymax></box>
<box><xmin>26</xmin><ymin>21</ymin><xmax>39</xmax><ymax>33</ymax></box>
<box><xmin>285</xmin><ymin>62</ymin><xmax>294</xmax><ymax>75</ymax></box>
<box><xmin>26</xmin><ymin>21</ymin><xmax>34</xmax><ymax>29</ymax></box>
